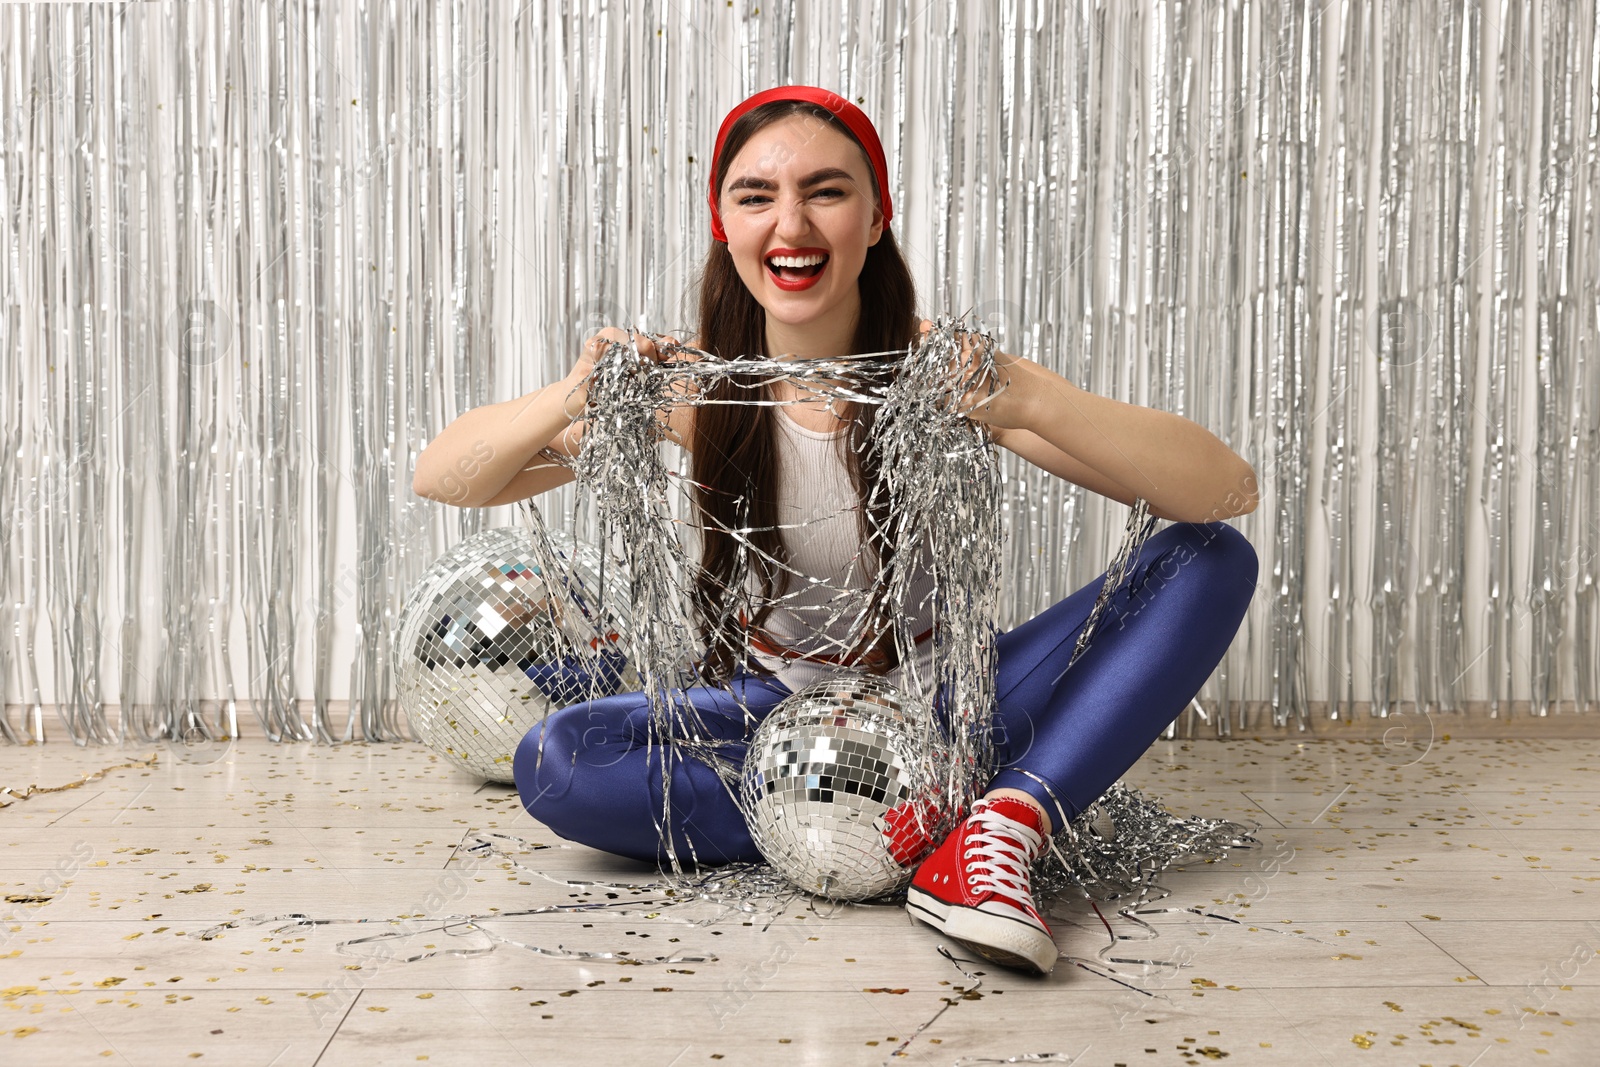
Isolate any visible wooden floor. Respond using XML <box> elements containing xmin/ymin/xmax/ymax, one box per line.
<box><xmin>2</xmin><ymin>735</ymin><xmax>1596</xmax><ymax>1066</ymax></box>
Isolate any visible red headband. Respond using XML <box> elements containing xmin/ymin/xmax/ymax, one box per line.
<box><xmin>707</xmin><ymin>85</ymin><xmax>893</xmax><ymax>243</ymax></box>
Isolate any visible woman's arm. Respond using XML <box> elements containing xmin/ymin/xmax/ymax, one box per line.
<box><xmin>980</xmin><ymin>354</ymin><xmax>1259</xmax><ymax>523</ymax></box>
<box><xmin>412</xmin><ymin>383</ymin><xmax>582</xmax><ymax>508</ymax></box>
<box><xmin>412</xmin><ymin>329</ymin><xmax>693</xmax><ymax>509</ymax></box>
<box><xmin>413</xmin><ymin>327</ymin><xmax>610</xmax><ymax>508</ymax></box>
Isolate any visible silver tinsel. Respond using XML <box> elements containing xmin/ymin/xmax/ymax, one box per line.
<box><xmin>532</xmin><ymin>321</ymin><xmax>1157</xmax><ymax>881</ymax></box>
<box><xmin>3</xmin><ymin>2</ymin><xmax>1597</xmax><ymax>744</ymax></box>
<box><xmin>535</xmin><ymin>324</ymin><xmax>1014</xmax><ymax>870</ymax></box>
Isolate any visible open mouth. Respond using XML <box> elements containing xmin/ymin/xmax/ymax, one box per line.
<box><xmin>765</xmin><ymin>251</ymin><xmax>830</xmax><ymax>288</ymax></box>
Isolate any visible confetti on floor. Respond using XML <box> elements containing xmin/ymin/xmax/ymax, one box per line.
<box><xmin>1</xmin><ymin>737</ymin><xmax>1595</xmax><ymax>1065</ymax></box>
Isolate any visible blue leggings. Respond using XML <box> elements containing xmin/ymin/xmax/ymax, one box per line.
<box><xmin>514</xmin><ymin>522</ymin><xmax>1258</xmax><ymax>865</ymax></box>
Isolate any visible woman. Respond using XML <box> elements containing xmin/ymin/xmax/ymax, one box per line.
<box><xmin>414</xmin><ymin>86</ymin><xmax>1259</xmax><ymax>975</ymax></box>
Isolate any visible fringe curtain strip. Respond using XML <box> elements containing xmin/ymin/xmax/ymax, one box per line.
<box><xmin>0</xmin><ymin>0</ymin><xmax>1596</xmax><ymax>745</ymax></box>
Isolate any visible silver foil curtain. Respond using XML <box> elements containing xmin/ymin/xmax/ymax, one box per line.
<box><xmin>1</xmin><ymin>0</ymin><xmax>1596</xmax><ymax>744</ymax></box>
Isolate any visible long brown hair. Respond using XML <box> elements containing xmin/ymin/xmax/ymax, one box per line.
<box><xmin>691</xmin><ymin>100</ymin><xmax>919</xmax><ymax>683</ymax></box>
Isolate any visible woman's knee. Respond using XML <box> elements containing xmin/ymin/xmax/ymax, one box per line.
<box><xmin>1189</xmin><ymin>521</ymin><xmax>1257</xmax><ymax>584</ymax></box>
<box><xmin>1118</xmin><ymin>522</ymin><xmax>1257</xmax><ymax>629</ymax></box>
<box><xmin>1147</xmin><ymin>521</ymin><xmax>1258</xmax><ymax>586</ymax></box>
<box><xmin>513</xmin><ymin>706</ymin><xmax>585</xmax><ymax>824</ymax></box>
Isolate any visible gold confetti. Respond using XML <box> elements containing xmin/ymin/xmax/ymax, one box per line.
<box><xmin>0</xmin><ymin>755</ymin><xmax>159</xmax><ymax>808</ymax></box>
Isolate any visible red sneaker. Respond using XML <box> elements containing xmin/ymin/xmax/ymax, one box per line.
<box><xmin>905</xmin><ymin>796</ymin><xmax>1057</xmax><ymax>974</ymax></box>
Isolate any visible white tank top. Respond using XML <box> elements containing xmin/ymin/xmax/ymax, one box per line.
<box><xmin>748</xmin><ymin>408</ymin><xmax>937</xmax><ymax>694</ymax></box>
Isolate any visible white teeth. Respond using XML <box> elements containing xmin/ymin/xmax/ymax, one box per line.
<box><xmin>767</xmin><ymin>253</ymin><xmax>827</xmax><ymax>268</ymax></box>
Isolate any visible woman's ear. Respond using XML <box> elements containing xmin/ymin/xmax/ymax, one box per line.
<box><xmin>867</xmin><ymin>207</ymin><xmax>885</xmax><ymax>247</ymax></box>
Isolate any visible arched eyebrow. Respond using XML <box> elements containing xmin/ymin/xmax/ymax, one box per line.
<box><xmin>725</xmin><ymin>167</ymin><xmax>859</xmax><ymax>193</ymax></box>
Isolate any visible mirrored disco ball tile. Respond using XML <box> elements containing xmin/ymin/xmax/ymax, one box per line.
<box><xmin>739</xmin><ymin>674</ymin><xmax>946</xmax><ymax>901</ymax></box>
<box><xmin>394</xmin><ymin>527</ymin><xmax>630</xmax><ymax>782</ymax></box>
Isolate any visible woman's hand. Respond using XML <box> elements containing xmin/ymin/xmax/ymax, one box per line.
<box><xmin>915</xmin><ymin>320</ymin><xmax>1257</xmax><ymax>520</ymax></box>
<box><xmin>918</xmin><ymin>319</ymin><xmax>1030</xmax><ymax>430</ymax></box>
<box><xmin>415</xmin><ymin>328</ymin><xmax>687</xmax><ymax>508</ymax></box>
<box><xmin>565</xmin><ymin>328</ymin><xmax>681</xmax><ymax>420</ymax></box>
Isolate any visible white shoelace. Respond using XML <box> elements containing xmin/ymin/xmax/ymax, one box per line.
<box><xmin>961</xmin><ymin>802</ymin><xmax>1044</xmax><ymax>909</ymax></box>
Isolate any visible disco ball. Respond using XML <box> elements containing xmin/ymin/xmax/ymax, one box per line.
<box><xmin>739</xmin><ymin>674</ymin><xmax>948</xmax><ymax>901</ymax></box>
<box><xmin>395</xmin><ymin>526</ymin><xmax>630</xmax><ymax>781</ymax></box>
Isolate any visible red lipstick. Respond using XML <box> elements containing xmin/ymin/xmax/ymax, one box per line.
<box><xmin>765</xmin><ymin>247</ymin><xmax>831</xmax><ymax>292</ymax></box>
